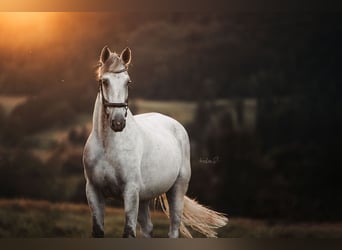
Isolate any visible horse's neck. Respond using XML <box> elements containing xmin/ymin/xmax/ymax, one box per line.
<box><xmin>92</xmin><ymin>94</ymin><xmax>138</xmax><ymax>147</ymax></box>
<box><xmin>92</xmin><ymin>94</ymin><xmax>106</xmax><ymax>136</ymax></box>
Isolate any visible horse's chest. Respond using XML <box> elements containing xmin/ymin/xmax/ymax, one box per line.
<box><xmin>90</xmin><ymin>159</ymin><xmax>122</xmax><ymax>197</ymax></box>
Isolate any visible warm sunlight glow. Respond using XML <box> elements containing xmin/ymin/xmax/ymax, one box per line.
<box><xmin>4</xmin><ymin>12</ymin><xmax>38</xmax><ymax>21</ymax></box>
<box><xmin>0</xmin><ymin>12</ymin><xmax>58</xmax><ymax>48</ymax></box>
<box><xmin>1</xmin><ymin>12</ymin><xmax>53</xmax><ymax>27</ymax></box>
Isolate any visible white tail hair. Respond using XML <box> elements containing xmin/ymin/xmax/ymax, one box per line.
<box><xmin>158</xmin><ymin>194</ymin><xmax>228</xmax><ymax>238</ymax></box>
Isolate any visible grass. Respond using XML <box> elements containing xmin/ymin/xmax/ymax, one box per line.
<box><xmin>0</xmin><ymin>199</ymin><xmax>342</xmax><ymax>238</ymax></box>
<box><xmin>0</xmin><ymin>199</ymin><xmax>169</xmax><ymax>238</ymax></box>
<box><xmin>218</xmin><ymin>218</ymin><xmax>342</xmax><ymax>238</ymax></box>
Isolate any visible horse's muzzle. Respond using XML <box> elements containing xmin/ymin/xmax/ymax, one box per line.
<box><xmin>111</xmin><ymin>119</ymin><xmax>126</xmax><ymax>132</ymax></box>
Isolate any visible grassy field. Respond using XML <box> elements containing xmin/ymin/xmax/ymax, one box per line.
<box><xmin>0</xmin><ymin>199</ymin><xmax>341</xmax><ymax>238</ymax></box>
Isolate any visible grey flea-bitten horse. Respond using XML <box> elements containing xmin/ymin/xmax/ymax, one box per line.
<box><xmin>83</xmin><ymin>46</ymin><xmax>228</xmax><ymax>238</ymax></box>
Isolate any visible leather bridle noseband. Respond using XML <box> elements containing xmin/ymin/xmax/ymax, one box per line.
<box><xmin>98</xmin><ymin>67</ymin><xmax>129</xmax><ymax>118</ymax></box>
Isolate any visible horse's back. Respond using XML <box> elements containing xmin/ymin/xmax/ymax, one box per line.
<box><xmin>134</xmin><ymin>112</ymin><xmax>189</xmax><ymax>146</ymax></box>
<box><xmin>134</xmin><ymin>112</ymin><xmax>184</xmax><ymax>129</ymax></box>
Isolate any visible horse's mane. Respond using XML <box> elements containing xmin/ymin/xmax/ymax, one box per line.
<box><xmin>96</xmin><ymin>52</ymin><xmax>126</xmax><ymax>80</ymax></box>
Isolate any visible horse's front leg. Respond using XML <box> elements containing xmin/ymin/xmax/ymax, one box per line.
<box><xmin>86</xmin><ymin>181</ymin><xmax>105</xmax><ymax>237</ymax></box>
<box><xmin>122</xmin><ymin>184</ymin><xmax>139</xmax><ymax>238</ymax></box>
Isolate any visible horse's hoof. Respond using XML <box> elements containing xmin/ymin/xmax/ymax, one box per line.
<box><xmin>92</xmin><ymin>233</ymin><xmax>104</xmax><ymax>238</ymax></box>
<box><xmin>123</xmin><ymin>227</ymin><xmax>136</xmax><ymax>238</ymax></box>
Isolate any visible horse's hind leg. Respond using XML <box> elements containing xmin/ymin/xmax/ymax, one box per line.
<box><xmin>166</xmin><ymin>178</ymin><xmax>189</xmax><ymax>238</ymax></box>
<box><xmin>138</xmin><ymin>200</ymin><xmax>153</xmax><ymax>237</ymax></box>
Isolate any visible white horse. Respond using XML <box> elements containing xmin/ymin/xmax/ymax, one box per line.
<box><xmin>83</xmin><ymin>46</ymin><xmax>227</xmax><ymax>238</ymax></box>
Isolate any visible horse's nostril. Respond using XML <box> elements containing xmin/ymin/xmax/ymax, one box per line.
<box><xmin>111</xmin><ymin>118</ymin><xmax>125</xmax><ymax>132</ymax></box>
<box><xmin>112</xmin><ymin>120</ymin><xmax>122</xmax><ymax>126</ymax></box>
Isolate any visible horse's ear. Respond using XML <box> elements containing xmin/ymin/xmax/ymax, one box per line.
<box><xmin>100</xmin><ymin>45</ymin><xmax>111</xmax><ymax>63</ymax></box>
<box><xmin>120</xmin><ymin>47</ymin><xmax>131</xmax><ymax>66</ymax></box>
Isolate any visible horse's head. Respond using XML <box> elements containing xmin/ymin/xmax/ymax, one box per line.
<box><xmin>97</xmin><ymin>46</ymin><xmax>132</xmax><ymax>132</ymax></box>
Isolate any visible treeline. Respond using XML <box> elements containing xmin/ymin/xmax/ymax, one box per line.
<box><xmin>2</xmin><ymin>13</ymin><xmax>339</xmax><ymax>101</ymax></box>
<box><xmin>187</xmin><ymin>93</ymin><xmax>341</xmax><ymax>221</ymax></box>
<box><xmin>185</xmin><ymin>13</ymin><xmax>342</xmax><ymax>221</ymax></box>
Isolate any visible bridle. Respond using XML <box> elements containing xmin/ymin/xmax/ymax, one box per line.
<box><xmin>98</xmin><ymin>67</ymin><xmax>129</xmax><ymax>118</ymax></box>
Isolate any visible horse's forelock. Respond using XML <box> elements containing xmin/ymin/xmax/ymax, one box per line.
<box><xmin>96</xmin><ymin>53</ymin><xmax>125</xmax><ymax>80</ymax></box>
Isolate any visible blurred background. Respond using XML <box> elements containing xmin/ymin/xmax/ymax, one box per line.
<box><xmin>0</xmin><ymin>12</ymin><xmax>341</xmax><ymax>237</ymax></box>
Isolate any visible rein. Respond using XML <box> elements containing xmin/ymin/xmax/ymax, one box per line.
<box><xmin>98</xmin><ymin>67</ymin><xmax>129</xmax><ymax>117</ymax></box>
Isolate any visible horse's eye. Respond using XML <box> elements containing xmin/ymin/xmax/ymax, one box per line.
<box><xmin>102</xmin><ymin>79</ymin><xmax>109</xmax><ymax>85</ymax></box>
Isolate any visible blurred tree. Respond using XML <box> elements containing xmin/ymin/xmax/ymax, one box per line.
<box><xmin>0</xmin><ymin>105</ymin><xmax>6</xmax><ymax>142</ymax></box>
<box><xmin>68</xmin><ymin>127</ymin><xmax>88</xmax><ymax>145</ymax></box>
<box><xmin>0</xmin><ymin>148</ymin><xmax>57</xmax><ymax>200</ymax></box>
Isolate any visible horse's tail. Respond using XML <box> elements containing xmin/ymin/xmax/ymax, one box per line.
<box><xmin>158</xmin><ymin>194</ymin><xmax>228</xmax><ymax>238</ymax></box>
